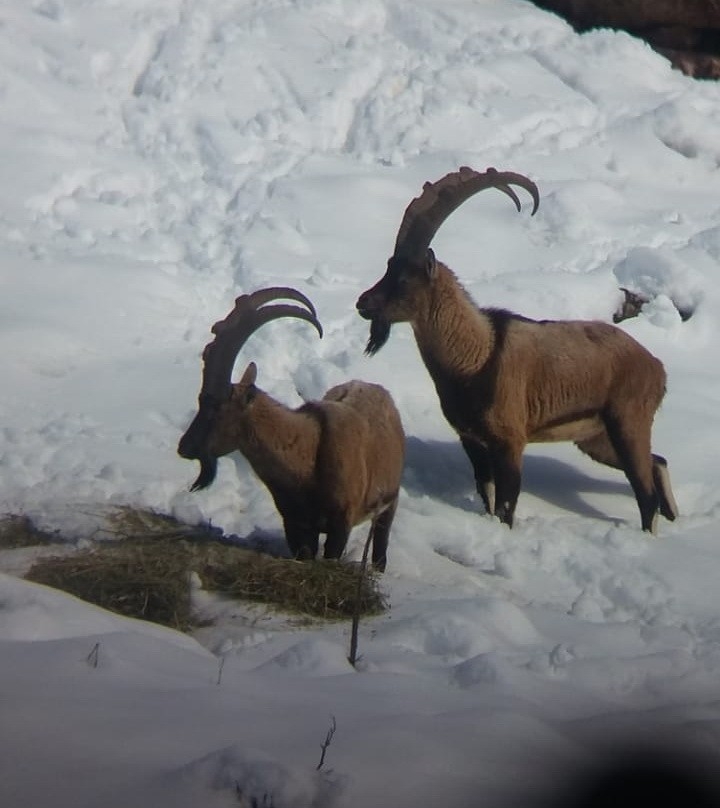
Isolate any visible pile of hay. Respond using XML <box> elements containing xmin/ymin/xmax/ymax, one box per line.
<box><xmin>27</xmin><ymin>539</ymin><xmax>197</xmax><ymax>630</ymax></box>
<box><xmin>24</xmin><ymin>507</ymin><xmax>386</xmax><ymax>630</ymax></box>
<box><xmin>201</xmin><ymin>543</ymin><xmax>385</xmax><ymax>619</ymax></box>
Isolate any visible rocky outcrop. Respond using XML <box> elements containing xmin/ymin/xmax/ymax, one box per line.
<box><xmin>613</xmin><ymin>288</ymin><xmax>694</xmax><ymax>323</ymax></box>
<box><xmin>532</xmin><ymin>0</ymin><xmax>720</xmax><ymax>79</ymax></box>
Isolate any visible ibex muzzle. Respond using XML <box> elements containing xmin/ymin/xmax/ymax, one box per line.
<box><xmin>177</xmin><ymin>394</ymin><xmax>222</xmax><ymax>490</ymax></box>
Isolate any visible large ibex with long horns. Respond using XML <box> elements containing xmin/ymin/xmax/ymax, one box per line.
<box><xmin>179</xmin><ymin>287</ymin><xmax>405</xmax><ymax>569</ymax></box>
<box><xmin>356</xmin><ymin>167</ymin><xmax>678</xmax><ymax>532</ymax></box>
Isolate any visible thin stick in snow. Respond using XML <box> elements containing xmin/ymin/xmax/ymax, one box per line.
<box><xmin>316</xmin><ymin>715</ymin><xmax>337</xmax><ymax>771</ymax></box>
<box><xmin>348</xmin><ymin>523</ymin><xmax>374</xmax><ymax>667</ymax></box>
<box><xmin>86</xmin><ymin>641</ymin><xmax>100</xmax><ymax>669</ymax></box>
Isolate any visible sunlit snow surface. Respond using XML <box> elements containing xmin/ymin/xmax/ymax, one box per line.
<box><xmin>3</xmin><ymin>2</ymin><xmax>720</xmax><ymax>806</ymax></box>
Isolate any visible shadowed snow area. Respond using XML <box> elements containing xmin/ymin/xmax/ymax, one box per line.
<box><xmin>3</xmin><ymin>1</ymin><xmax>720</xmax><ymax>807</ymax></box>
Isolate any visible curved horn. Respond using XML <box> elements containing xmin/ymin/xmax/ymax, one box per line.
<box><xmin>200</xmin><ymin>286</ymin><xmax>323</xmax><ymax>401</ymax></box>
<box><xmin>393</xmin><ymin>166</ymin><xmax>539</xmax><ymax>264</ymax></box>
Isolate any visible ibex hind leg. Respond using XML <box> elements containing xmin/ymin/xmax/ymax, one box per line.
<box><xmin>575</xmin><ymin>429</ymin><xmax>660</xmax><ymax>533</ymax></box>
<box><xmin>578</xmin><ymin>429</ymin><xmax>675</xmax><ymax>531</ymax></box>
<box><xmin>323</xmin><ymin>514</ymin><xmax>351</xmax><ymax>563</ymax></box>
<box><xmin>575</xmin><ymin>429</ymin><xmax>623</xmax><ymax>471</ymax></box>
<box><xmin>653</xmin><ymin>454</ymin><xmax>679</xmax><ymax>521</ymax></box>
<box><xmin>369</xmin><ymin>496</ymin><xmax>398</xmax><ymax>573</ymax></box>
<box><xmin>601</xmin><ymin>414</ymin><xmax>659</xmax><ymax>533</ymax></box>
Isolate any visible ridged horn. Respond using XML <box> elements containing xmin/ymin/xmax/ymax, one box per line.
<box><xmin>199</xmin><ymin>286</ymin><xmax>323</xmax><ymax>401</ymax></box>
<box><xmin>393</xmin><ymin>166</ymin><xmax>539</xmax><ymax>264</ymax></box>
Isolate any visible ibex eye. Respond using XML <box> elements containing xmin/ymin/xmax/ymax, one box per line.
<box><xmin>397</xmin><ymin>270</ymin><xmax>416</xmax><ymax>288</ymax></box>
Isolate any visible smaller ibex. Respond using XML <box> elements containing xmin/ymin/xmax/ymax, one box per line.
<box><xmin>178</xmin><ymin>287</ymin><xmax>404</xmax><ymax>570</ymax></box>
<box><xmin>356</xmin><ymin>167</ymin><xmax>678</xmax><ymax>533</ymax></box>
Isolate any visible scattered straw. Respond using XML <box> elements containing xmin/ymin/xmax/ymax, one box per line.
<box><xmin>23</xmin><ymin>506</ymin><xmax>386</xmax><ymax>629</ymax></box>
<box><xmin>201</xmin><ymin>543</ymin><xmax>386</xmax><ymax>619</ymax></box>
<box><xmin>103</xmin><ymin>505</ymin><xmax>220</xmax><ymax>543</ymax></box>
<box><xmin>27</xmin><ymin>540</ymin><xmax>197</xmax><ymax>631</ymax></box>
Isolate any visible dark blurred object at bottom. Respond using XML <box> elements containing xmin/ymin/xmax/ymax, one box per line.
<box><xmin>551</xmin><ymin>744</ymin><xmax>720</xmax><ymax>808</ymax></box>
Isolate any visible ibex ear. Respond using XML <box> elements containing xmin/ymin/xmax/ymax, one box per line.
<box><xmin>424</xmin><ymin>248</ymin><xmax>437</xmax><ymax>279</ymax></box>
<box><xmin>233</xmin><ymin>362</ymin><xmax>258</xmax><ymax>407</ymax></box>
<box><xmin>238</xmin><ymin>361</ymin><xmax>257</xmax><ymax>387</ymax></box>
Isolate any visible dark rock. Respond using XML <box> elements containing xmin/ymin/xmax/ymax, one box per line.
<box><xmin>614</xmin><ymin>288</ymin><xmax>650</xmax><ymax>323</ymax></box>
<box><xmin>531</xmin><ymin>0</ymin><xmax>720</xmax><ymax>79</ymax></box>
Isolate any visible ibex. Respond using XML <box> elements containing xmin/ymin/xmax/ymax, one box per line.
<box><xmin>356</xmin><ymin>167</ymin><xmax>678</xmax><ymax>533</ymax></box>
<box><xmin>178</xmin><ymin>287</ymin><xmax>405</xmax><ymax>570</ymax></box>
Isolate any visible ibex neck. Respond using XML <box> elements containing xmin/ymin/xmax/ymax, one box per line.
<box><xmin>412</xmin><ymin>264</ymin><xmax>494</xmax><ymax>378</ymax></box>
<box><xmin>237</xmin><ymin>393</ymin><xmax>320</xmax><ymax>488</ymax></box>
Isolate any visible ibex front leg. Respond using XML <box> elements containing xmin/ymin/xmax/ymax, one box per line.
<box><xmin>487</xmin><ymin>438</ymin><xmax>524</xmax><ymax>528</ymax></box>
<box><xmin>369</xmin><ymin>497</ymin><xmax>398</xmax><ymax>572</ymax></box>
<box><xmin>461</xmin><ymin>436</ymin><xmax>495</xmax><ymax>515</ymax></box>
<box><xmin>284</xmin><ymin>519</ymin><xmax>320</xmax><ymax>560</ymax></box>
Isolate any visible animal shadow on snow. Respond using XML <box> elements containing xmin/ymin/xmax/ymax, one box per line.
<box><xmin>217</xmin><ymin>525</ymin><xmax>291</xmax><ymax>559</ymax></box>
<box><xmin>404</xmin><ymin>436</ymin><xmax>630</xmax><ymax>522</ymax></box>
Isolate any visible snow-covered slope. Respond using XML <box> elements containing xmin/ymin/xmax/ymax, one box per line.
<box><xmin>2</xmin><ymin>1</ymin><xmax>720</xmax><ymax>806</ymax></box>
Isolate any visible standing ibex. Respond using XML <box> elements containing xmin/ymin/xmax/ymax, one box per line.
<box><xmin>356</xmin><ymin>167</ymin><xmax>678</xmax><ymax>533</ymax></box>
<box><xmin>178</xmin><ymin>287</ymin><xmax>405</xmax><ymax>570</ymax></box>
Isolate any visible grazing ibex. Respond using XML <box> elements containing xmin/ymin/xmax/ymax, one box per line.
<box><xmin>356</xmin><ymin>167</ymin><xmax>678</xmax><ymax>533</ymax></box>
<box><xmin>178</xmin><ymin>287</ymin><xmax>405</xmax><ymax>570</ymax></box>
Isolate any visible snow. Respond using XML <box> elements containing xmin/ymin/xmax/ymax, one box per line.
<box><xmin>2</xmin><ymin>0</ymin><xmax>720</xmax><ymax>805</ymax></box>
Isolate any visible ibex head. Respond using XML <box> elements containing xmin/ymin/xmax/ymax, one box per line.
<box><xmin>355</xmin><ymin>167</ymin><xmax>539</xmax><ymax>355</ymax></box>
<box><xmin>178</xmin><ymin>287</ymin><xmax>323</xmax><ymax>491</ymax></box>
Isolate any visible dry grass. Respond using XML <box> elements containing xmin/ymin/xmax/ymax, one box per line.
<box><xmin>102</xmin><ymin>504</ymin><xmax>221</xmax><ymax>543</ymax></box>
<box><xmin>24</xmin><ymin>506</ymin><xmax>386</xmax><ymax>630</ymax></box>
<box><xmin>27</xmin><ymin>539</ymin><xmax>196</xmax><ymax>630</ymax></box>
<box><xmin>0</xmin><ymin>514</ymin><xmax>58</xmax><ymax>549</ymax></box>
<box><xmin>201</xmin><ymin>543</ymin><xmax>385</xmax><ymax>619</ymax></box>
